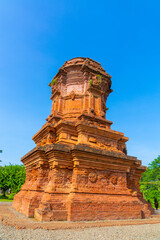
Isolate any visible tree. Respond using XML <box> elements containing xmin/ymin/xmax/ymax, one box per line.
<box><xmin>0</xmin><ymin>166</ymin><xmax>10</xmax><ymax>196</ymax></box>
<box><xmin>140</xmin><ymin>156</ymin><xmax>160</xmax><ymax>208</ymax></box>
<box><xmin>0</xmin><ymin>164</ymin><xmax>26</xmax><ymax>196</ymax></box>
<box><xmin>0</xmin><ymin>150</ymin><xmax>2</xmax><ymax>162</ymax></box>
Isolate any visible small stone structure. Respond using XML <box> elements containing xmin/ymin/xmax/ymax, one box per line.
<box><xmin>13</xmin><ymin>57</ymin><xmax>153</xmax><ymax>221</ymax></box>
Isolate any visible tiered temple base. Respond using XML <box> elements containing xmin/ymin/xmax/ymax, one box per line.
<box><xmin>12</xmin><ymin>57</ymin><xmax>153</xmax><ymax>221</ymax></box>
<box><xmin>13</xmin><ymin>140</ymin><xmax>153</xmax><ymax>221</ymax></box>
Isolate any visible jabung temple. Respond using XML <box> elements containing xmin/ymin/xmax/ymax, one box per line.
<box><xmin>13</xmin><ymin>57</ymin><xmax>153</xmax><ymax>221</ymax></box>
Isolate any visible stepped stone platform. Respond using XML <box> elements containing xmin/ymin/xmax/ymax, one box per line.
<box><xmin>0</xmin><ymin>203</ymin><xmax>160</xmax><ymax>230</ymax></box>
<box><xmin>12</xmin><ymin>57</ymin><xmax>153</xmax><ymax>221</ymax></box>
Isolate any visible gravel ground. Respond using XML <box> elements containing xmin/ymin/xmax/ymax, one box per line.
<box><xmin>1</xmin><ymin>223</ymin><xmax>160</xmax><ymax>240</ymax></box>
<box><xmin>0</xmin><ymin>202</ymin><xmax>12</xmax><ymax>205</ymax></box>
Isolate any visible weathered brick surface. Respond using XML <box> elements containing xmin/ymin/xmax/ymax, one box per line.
<box><xmin>12</xmin><ymin>57</ymin><xmax>153</xmax><ymax>221</ymax></box>
<box><xmin>0</xmin><ymin>203</ymin><xmax>159</xmax><ymax>230</ymax></box>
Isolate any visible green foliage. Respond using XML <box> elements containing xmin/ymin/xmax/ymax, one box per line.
<box><xmin>96</xmin><ymin>74</ymin><xmax>101</xmax><ymax>80</ymax></box>
<box><xmin>140</xmin><ymin>156</ymin><xmax>160</xmax><ymax>208</ymax></box>
<box><xmin>0</xmin><ymin>194</ymin><xmax>14</xmax><ymax>201</ymax></box>
<box><xmin>0</xmin><ymin>164</ymin><xmax>26</xmax><ymax>197</ymax></box>
<box><xmin>8</xmin><ymin>192</ymin><xmax>15</xmax><ymax>200</ymax></box>
<box><xmin>89</xmin><ymin>80</ymin><xmax>93</xmax><ymax>86</ymax></box>
<box><xmin>97</xmin><ymin>74</ymin><xmax>103</xmax><ymax>82</ymax></box>
<box><xmin>50</xmin><ymin>77</ymin><xmax>57</xmax><ymax>86</ymax></box>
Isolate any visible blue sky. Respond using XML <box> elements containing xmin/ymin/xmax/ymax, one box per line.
<box><xmin>0</xmin><ymin>0</ymin><xmax>160</xmax><ymax>166</ymax></box>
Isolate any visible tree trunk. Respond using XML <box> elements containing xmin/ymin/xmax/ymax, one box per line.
<box><xmin>2</xmin><ymin>189</ymin><xmax>6</xmax><ymax>197</ymax></box>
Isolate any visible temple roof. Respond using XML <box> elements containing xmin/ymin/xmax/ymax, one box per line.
<box><xmin>57</xmin><ymin>57</ymin><xmax>112</xmax><ymax>79</ymax></box>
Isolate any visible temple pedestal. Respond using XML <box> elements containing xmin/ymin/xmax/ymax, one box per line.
<box><xmin>13</xmin><ymin>142</ymin><xmax>153</xmax><ymax>221</ymax></box>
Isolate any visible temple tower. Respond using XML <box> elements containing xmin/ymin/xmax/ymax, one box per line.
<box><xmin>13</xmin><ymin>57</ymin><xmax>153</xmax><ymax>221</ymax></box>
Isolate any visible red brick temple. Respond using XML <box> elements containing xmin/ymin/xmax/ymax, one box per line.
<box><xmin>13</xmin><ymin>57</ymin><xmax>153</xmax><ymax>221</ymax></box>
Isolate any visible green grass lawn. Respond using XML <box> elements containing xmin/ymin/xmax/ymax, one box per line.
<box><xmin>0</xmin><ymin>199</ymin><xmax>13</xmax><ymax>202</ymax></box>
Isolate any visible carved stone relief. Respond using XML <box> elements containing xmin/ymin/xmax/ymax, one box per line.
<box><xmin>88</xmin><ymin>172</ymin><xmax>97</xmax><ymax>183</ymax></box>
